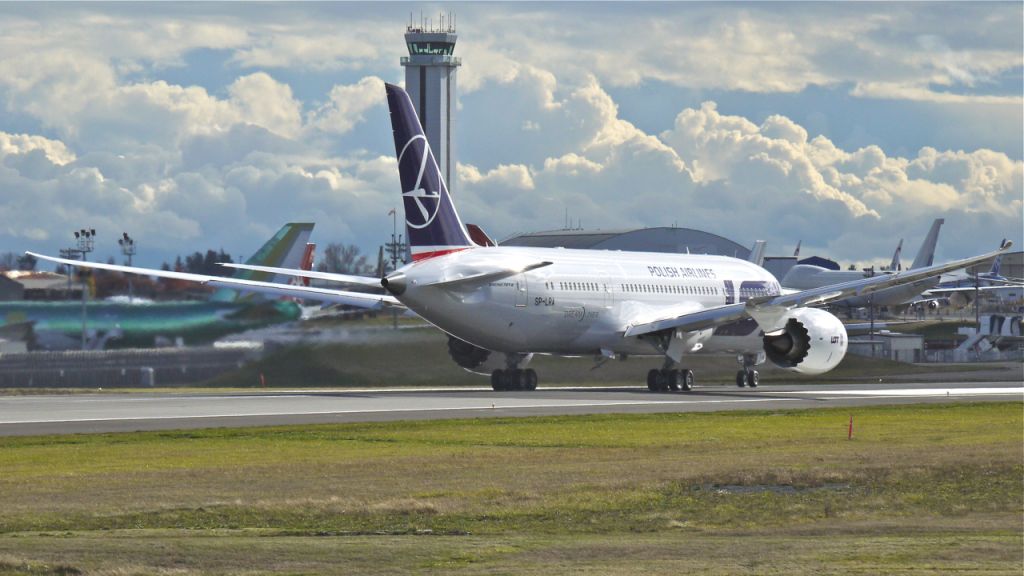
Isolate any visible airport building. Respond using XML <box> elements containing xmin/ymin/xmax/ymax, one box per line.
<box><xmin>1</xmin><ymin>271</ymin><xmax>82</xmax><ymax>301</ymax></box>
<box><xmin>502</xmin><ymin>227</ymin><xmax>753</xmax><ymax>259</ymax></box>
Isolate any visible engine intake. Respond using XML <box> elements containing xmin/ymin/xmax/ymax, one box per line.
<box><xmin>447</xmin><ymin>336</ymin><xmax>491</xmax><ymax>370</ymax></box>
<box><xmin>761</xmin><ymin>308</ymin><xmax>847</xmax><ymax>375</ymax></box>
<box><xmin>763</xmin><ymin>318</ymin><xmax>810</xmax><ymax>368</ymax></box>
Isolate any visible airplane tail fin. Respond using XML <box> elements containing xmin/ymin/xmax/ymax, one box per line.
<box><xmin>295</xmin><ymin>243</ymin><xmax>315</xmax><ymax>287</ymax></box>
<box><xmin>466</xmin><ymin>224</ymin><xmax>497</xmax><ymax>247</ymax></box>
<box><xmin>909</xmin><ymin>218</ymin><xmax>944</xmax><ymax>269</ymax></box>
<box><xmin>747</xmin><ymin>240</ymin><xmax>766</xmax><ymax>266</ymax></box>
<box><xmin>889</xmin><ymin>239</ymin><xmax>903</xmax><ymax>271</ymax></box>
<box><xmin>385</xmin><ymin>83</ymin><xmax>473</xmax><ymax>262</ymax></box>
<box><xmin>989</xmin><ymin>240</ymin><xmax>1006</xmax><ymax>276</ymax></box>
<box><xmin>211</xmin><ymin>223</ymin><xmax>315</xmax><ymax>302</ymax></box>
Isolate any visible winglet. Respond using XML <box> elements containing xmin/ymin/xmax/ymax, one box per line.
<box><xmin>747</xmin><ymin>240</ymin><xmax>766</xmax><ymax>266</ymax></box>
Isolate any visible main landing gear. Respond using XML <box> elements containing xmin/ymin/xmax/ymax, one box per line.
<box><xmin>491</xmin><ymin>353</ymin><xmax>537</xmax><ymax>391</ymax></box>
<box><xmin>491</xmin><ymin>368</ymin><xmax>538</xmax><ymax>391</ymax></box>
<box><xmin>646</xmin><ymin>358</ymin><xmax>695</xmax><ymax>393</ymax></box>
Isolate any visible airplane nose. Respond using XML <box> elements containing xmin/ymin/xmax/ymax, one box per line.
<box><xmin>382</xmin><ymin>272</ymin><xmax>407</xmax><ymax>296</ymax></box>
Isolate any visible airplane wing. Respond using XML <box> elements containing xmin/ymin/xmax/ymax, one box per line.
<box><xmin>219</xmin><ymin>263</ymin><xmax>383</xmax><ymax>287</ymax></box>
<box><xmin>624</xmin><ymin>242</ymin><xmax>1012</xmax><ymax>338</ymax></box>
<box><xmin>624</xmin><ymin>302</ymin><xmax>747</xmax><ymax>337</ymax></box>
<box><xmin>423</xmin><ymin>261</ymin><xmax>553</xmax><ymax>290</ymax></box>
<box><xmin>27</xmin><ymin>252</ymin><xmax>401</xmax><ymax>309</ymax></box>
<box><xmin>924</xmin><ymin>284</ymin><xmax>1023</xmax><ymax>295</ymax></box>
<box><xmin>222</xmin><ymin>260</ymin><xmax>554</xmax><ymax>291</ymax></box>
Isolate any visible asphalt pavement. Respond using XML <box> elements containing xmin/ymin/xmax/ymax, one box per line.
<box><xmin>0</xmin><ymin>381</ymin><xmax>1020</xmax><ymax>436</ymax></box>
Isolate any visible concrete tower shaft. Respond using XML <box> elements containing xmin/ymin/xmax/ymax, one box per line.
<box><xmin>401</xmin><ymin>18</ymin><xmax>460</xmax><ymax>195</ymax></box>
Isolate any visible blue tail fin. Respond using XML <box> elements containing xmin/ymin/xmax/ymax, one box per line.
<box><xmin>385</xmin><ymin>83</ymin><xmax>473</xmax><ymax>262</ymax></box>
<box><xmin>210</xmin><ymin>222</ymin><xmax>315</xmax><ymax>303</ymax></box>
<box><xmin>989</xmin><ymin>241</ymin><xmax>1005</xmax><ymax>276</ymax></box>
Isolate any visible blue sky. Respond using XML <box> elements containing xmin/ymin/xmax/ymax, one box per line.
<box><xmin>0</xmin><ymin>2</ymin><xmax>1020</xmax><ymax>268</ymax></box>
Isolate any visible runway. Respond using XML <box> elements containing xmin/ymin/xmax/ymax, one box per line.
<box><xmin>0</xmin><ymin>381</ymin><xmax>1020</xmax><ymax>436</ymax></box>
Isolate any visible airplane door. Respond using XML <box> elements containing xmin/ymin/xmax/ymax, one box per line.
<box><xmin>515</xmin><ymin>274</ymin><xmax>528</xmax><ymax>308</ymax></box>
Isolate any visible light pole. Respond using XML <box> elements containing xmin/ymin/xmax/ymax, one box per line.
<box><xmin>385</xmin><ymin>208</ymin><xmax>407</xmax><ymax>329</ymax></box>
<box><xmin>58</xmin><ymin>247</ymin><xmax>82</xmax><ymax>300</ymax></box>
<box><xmin>385</xmin><ymin>208</ymin><xmax>406</xmax><ymax>273</ymax></box>
<box><xmin>118</xmin><ymin>232</ymin><xmax>136</xmax><ymax>303</ymax></box>
<box><xmin>75</xmin><ymin>228</ymin><xmax>95</xmax><ymax>350</ymax></box>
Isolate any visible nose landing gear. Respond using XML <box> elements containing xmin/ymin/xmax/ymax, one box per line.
<box><xmin>735</xmin><ymin>353</ymin><xmax>763</xmax><ymax>388</ymax></box>
<box><xmin>735</xmin><ymin>368</ymin><xmax>759</xmax><ymax>388</ymax></box>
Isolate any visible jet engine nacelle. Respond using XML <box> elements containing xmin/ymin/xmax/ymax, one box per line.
<box><xmin>447</xmin><ymin>335</ymin><xmax>492</xmax><ymax>370</ymax></box>
<box><xmin>762</xmin><ymin>308</ymin><xmax>847</xmax><ymax>375</ymax></box>
<box><xmin>948</xmin><ymin>291</ymin><xmax>971</xmax><ymax>309</ymax></box>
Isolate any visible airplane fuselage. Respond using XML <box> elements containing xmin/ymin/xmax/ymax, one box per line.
<box><xmin>396</xmin><ymin>246</ymin><xmax>781</xmax><ymax>356</ymax></box>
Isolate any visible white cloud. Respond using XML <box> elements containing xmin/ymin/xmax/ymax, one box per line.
<box><xmin>0</xmin><ymin>4</ymin><xmax>1019</xmax><ymax>268</ymax></box>
<box><xmin>660</xmin><ymin>102</ymin><xmax>876</xmax><ymax>218</ymax></box>
<box><xmin>232</xmin><ymin>36</ymin><xmax>370</xmax><ymax>71</ymax></box>
<box><xmin>309</xmin><ymin>76</ymin><xmax>386</xmax><ymax>135</ymax></box>
<box><xmin>0</xmin><ymin>132</ymin><xmax>75</xmax><ymax>166</ymax></box>
<box><xmin>851</xmin><ymin>82</ymin><xmax>1023</xmax><ymax>106</ymax></box>
<box><xmin>459</xmin><ymin>163</ymin><xmax>534</xmax><ymax>191</ymax></box>
<box><xmin>458</xmin><ymin>70</ymin><xmax>1020</xmax><ymax>263</ymax></box>
<box><xmin>228</xmin><ymin>73</ymin><xmax>304</xmax><ymax>139</ymax></box>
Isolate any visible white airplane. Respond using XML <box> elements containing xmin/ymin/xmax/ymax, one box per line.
<box><xmin>781</xmin><ymin>218</ymin><xmax>946</xmax><ymax>309</ymax></box>
<box><xmin>30</xmin><ymin>84</ymin><xmax>1012</xmax><ymax>392</ymax></box>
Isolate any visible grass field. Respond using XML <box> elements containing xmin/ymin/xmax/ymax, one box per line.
<box><xmin>0</xmin><ymin>402</ymin><xmax>1020</xmax><ymax>574</ymax></box>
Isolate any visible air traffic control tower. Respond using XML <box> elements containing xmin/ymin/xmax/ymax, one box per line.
<box><xmin>401</xmin><ymin>16</ymin><xmax>461</xmax><ymax>194</ymax></box>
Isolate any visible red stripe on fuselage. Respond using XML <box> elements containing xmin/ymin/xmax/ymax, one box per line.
<box><xmin>411</xmin><ymin>247</ymin><xmax>472</xmax><ymax>262</ymax></box>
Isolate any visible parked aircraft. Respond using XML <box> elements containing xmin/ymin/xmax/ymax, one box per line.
<box><xmin>935</xmin><ymin>244</ymin><xmax>1019</xmax><ymax>288</ymax></box>
<box><xmin>916</xmin><ymin>241</ymin><xmax>1023</xmax><ymax>308</ymax></box>
<box><xmin>886</xmin><ymin>239</ymin><xmax>903</xmax><ymax>271</ymax></box>
<box><xmin>781</xmin><ymin>219</ymin><xmax>945</xmax><ymax>309</ymax></box>
<box><xmin>7</xmin><ymin>223</ymin><xmax>314</xmax><ymax>349</ymax></box>
<box><xmin>30</xmin><ymin>85</ymin><xmax>1012</xmax><ymax>390</ymax></box>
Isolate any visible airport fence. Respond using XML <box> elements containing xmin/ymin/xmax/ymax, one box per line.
<box><xmin>0</xmin><ymin>347</ymin><xmax>258</xmax><ymax>388</ymax></box>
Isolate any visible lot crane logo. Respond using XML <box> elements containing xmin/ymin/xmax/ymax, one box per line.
<box><xmin>398</xmin><ymin>134</ymin><xmax>442</xmax><ymax>230</ymax></box>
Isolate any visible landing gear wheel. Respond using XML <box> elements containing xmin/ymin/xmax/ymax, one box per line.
<box><xmin>680</xmin><ymin>369</ymin><xmax>694</xmax><ymax>391</ymax></box>
<box><xmin>736</xmin><ymin>370</ymin><xmax>748</xmax><ymax>388</ymax></box>
<box><xmin>524</xmin><ymin>369</ymin><xmax>538</xmax><ymax>391</ymax></box>
<box><xmin>491</xmin><ymin>369</ymin><xmax>505</xmax><ymax>391</ymax></box>
<box><xmin>747</xmin><ymin>369</ymin><xmax>759</xmax><ymax>388</ymax></box>
<box><xmin>666</xmin><ymin>369</ymin><xmax>682</xmax><ymax>391</ymax></box>
<box><xmin>511</xmin><ymin>369</ymin><xmax>526</xmax><ymax>391</ymax></box>
<box><xmin>647</xmin><ymin>369</ymin><xmax>661</xmax><ymax>392</ymax></box>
